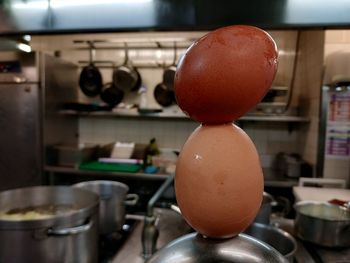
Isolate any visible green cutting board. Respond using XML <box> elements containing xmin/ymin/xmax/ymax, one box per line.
<box><xmin>79</xmin><ymin>161</ymin><xmax>141</xmax><ymax>173</ymax></box>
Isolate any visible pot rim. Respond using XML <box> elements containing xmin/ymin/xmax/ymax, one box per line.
<box><xmin>247</xmin><ymin>222</ymin><xmax>297</xmax><ymax>259</ymax></box>
<box><xmin>0</xmin><ymin>186</ymin><xmax>99</xmax><ymax>230</ymax></box>
<box><xmin>73</xmin><ymin>180</ymin><xmax>129</xmax><ymax>193</ymax></box>
<box><xmin>294</xmin><ymin>201</ymin><xmax>350</xmax><ymax>222</ymax></box>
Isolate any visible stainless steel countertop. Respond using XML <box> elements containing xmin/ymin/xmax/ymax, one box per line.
<box><xmin>110</xmin><ymin>209</ymin><xmax>350</xmax><ymax>263</ymax></box>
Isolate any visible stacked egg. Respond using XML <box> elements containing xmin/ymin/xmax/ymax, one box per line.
<box><xmin>174</xmin><ymin>25</ymin><xmax>278</xmax><ymax>238</ymax></box>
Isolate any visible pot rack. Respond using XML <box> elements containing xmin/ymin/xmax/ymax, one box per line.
<box><xmin>75</xmin><ymin>39</ymin><xmax>190</xmax><ymax>69</ymax></box>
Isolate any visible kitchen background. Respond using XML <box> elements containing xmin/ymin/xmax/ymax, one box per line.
<box><xmin>0</xmin><ymin>2</ymin><xmax>350</xmax><ymax>261</ymax></box>
<box><xmin>31</xmin><ymin>30</ymin><xmax>326</xmax><ymax>177</ymax></box>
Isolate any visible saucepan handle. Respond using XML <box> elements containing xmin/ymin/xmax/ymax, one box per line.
<box><xmin>47</xmin><ymin>219</ymin><xmax>93</xmax><ymax>236</ymax></box>
<box><xmin>272</xmin><ymin>196</ymin><xmax>291</xmax><ymax>217</ymax></box>
<box><xmin>124</xmin><ymin>193</ymin><xmax>139</xmax><ymax>206</ymax></box>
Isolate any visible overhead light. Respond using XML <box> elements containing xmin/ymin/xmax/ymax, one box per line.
<box><xmin>50</xmin><ymin>0</ymin><xmax>152</xmax><ymax>8</ymax></box>
<box><xmin>12</xmin><ymin>1</ymin><xmax>49</xmax><ymax>10</ymax></box>
<box><xmin>335</xmin><ymin>86</ymin><xmax>343</xmax><ymax>92</ymax></box>
<box><xmin>17</xmin><ymin>43</ymin><xmax>32</xmax><ymax>53</ymax></box>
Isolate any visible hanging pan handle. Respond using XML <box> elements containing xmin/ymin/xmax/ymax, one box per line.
<box><xmin>88</xmin><ymin>41</ymin><xmax>96</xmax><ymax>65</ymax></box>
<box><xmin>123</xmin><ymin>42</ymin><xmax>129</xmax><ymax>66</ymax></box>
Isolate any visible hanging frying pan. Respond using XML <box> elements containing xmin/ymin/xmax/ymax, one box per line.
<box><xmin>154</xmin><ymin>83</ymin><xmax>175</xmax><ymax>107</ymax></box>
<box><xmin>131</xmin><ymin>68</ymin><xmax>142</xmax><ymax>92</ymax></box>
<box><xmin>162</xmin><ymin>42</ymin><xmax>177</xmax><ymax>91</ymax></box>
<box><xmin>113</xmin><ymin>43</ymin><xmax>140</xmax><ymax>92</ymax></box>
<box><xmin>79</xmin><ymin>44</ymin><xmax>103</xmax><ymax>97</ymax></box>
<box><xmin>100</xmin><ymin>82</ymin><xmax>124</xmax><ymax>107</ymax></box>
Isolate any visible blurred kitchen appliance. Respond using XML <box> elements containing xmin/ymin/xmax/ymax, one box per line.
<box><xmin>0</xmin><ymin>52</ymin><xmax>78</xmax><ymax>191</ymax></box>
<box><xmin>47</xmin><ymin>143</ymin><xmax>98</xmax><ymax>168</ymax></box>
<box><xmin>253</xmin><ymin>86</ymin><xmax>290</xmax><ymax>114</ymax></box>
<box><xmin>317</xmin><ymin>52</ymin><xmax>350</xmax><ymax>181</ymax></box>
<box><xmin>274</xmin><ymin>152</ymin><xmax>312</xmax><ymax>178</ymax></box>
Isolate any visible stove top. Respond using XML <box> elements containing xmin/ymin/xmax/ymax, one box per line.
<box><xmin>99</xmin><ymin>219</ymin><xmax>139</xmax><ymax>263</ymax></box>
<box><xmin>301</xmin><ymin>241</ymin><xmax>350</xmax><ymax>263</ymax></box>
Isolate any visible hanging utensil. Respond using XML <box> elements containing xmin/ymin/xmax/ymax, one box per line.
<box><xmin>100</xmin><ymin>82</ymin><xmax>124</xmax><ymax>107</ymax></box>
<box><xmin>162</xmin><ymin>42</ymin><xmax>177</xmax><ymax>91</ymax></box>
<box><xmin>79</xmin><ymin>42</ymin><xmax>103</xmax><ymax>97</ymax></box>
<box><xmin>113</xmin><ymin>43</ymin><xmax>141</xmax><ymax>92</ymax></box>
<box><xmin>154</xmin><ymin>83</ymin><xmax>175</xmax><ymax>107</ymax></box>
<box><xmin>153</xmin><ymin>47</ymin><xmax>175</xmax><ymax>107</ymax></box>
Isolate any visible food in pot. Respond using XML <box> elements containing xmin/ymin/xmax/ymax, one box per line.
<box><xmin>175</xmin><ymin>124</ymin><xmax>263</xmax><ymax>238</ymax></box>
<box><xmin>299</xmin><ymin>202</ymin><xmax>350</xmax><ymax>220</ymax></box>
<box><xmin>174</xmin><ymin>25</ymin><xmax>278</xmax><ymax>124</ymax></box>
<box><xmin>0</xmin><ymin>204</ymin><xmax>76</xmax><ymax>220</ymax></box>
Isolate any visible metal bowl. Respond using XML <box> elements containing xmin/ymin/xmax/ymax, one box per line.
<box><xmin>244</xmin><ymin>223</ymin><xmax>297</xmax><ymax>262</ymax></box>
<box><xmin>147</xmin><ymin>232</ymin><xmax>288</xmax><ymax>263</ymax></box>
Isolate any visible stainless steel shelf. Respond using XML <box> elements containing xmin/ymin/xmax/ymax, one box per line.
<box><xmin>45</xmin><ymin>166</ymin><xmax>298</xmax><ymax>187</ymax></box>
<box><xmin>58</xmin><ymin>109</ymin><xmax>189</xmax><ymax>121</ymax></box>
<box><xmin>44</xmin><ymin>165</ymin><xmax>170</xmax><ymax>181</ymax></box>
<box><xmin>240</xmin><ymin>115</ymin><xmax>310</xmax><ymax>123</ymax></box>
<box><xmin>58</xmin><ymin>110</ymin><xmax>310</xmax><ymax>123</ymax></box>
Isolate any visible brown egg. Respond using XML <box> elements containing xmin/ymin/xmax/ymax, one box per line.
<box><xmin>175</xmin><ymin>123</ymin><xmax>263</xmax><ymax>238</ymax></box>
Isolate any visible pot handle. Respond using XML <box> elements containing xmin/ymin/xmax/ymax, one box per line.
<box><xmin>124</xmin><ymin>193</ymin><xmax>139</xmax><ymax>206</ymax></box>
<box><xmin>47</xmin><ymin>219</ymin><xmax>93</xmax><ymax>236</ymax></box>
<box><xmin>271</xmin><ymin>196</ymin><xmax>291</xmax><ymax>217</ymax></box>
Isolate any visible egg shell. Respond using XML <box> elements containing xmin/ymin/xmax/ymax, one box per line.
<box><xmin>174</xmin><ymin>25</ymin><xmax>278</xmax><ymax>124</ymax></box>
<box><xmin>175</xmin><ymin>123</ymin><xmax>263</xmax><ymax>238</ymax></box>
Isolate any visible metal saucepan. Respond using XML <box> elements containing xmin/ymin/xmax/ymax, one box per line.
<box><xmin>100</xmin><ymin>82</ymin><xmax>124</xmax><ymax>107</ymax></box>
<box><xmin>162</xmin><ymin>42</ymin><xmax>177</xmax><ymax>91</ymax></box>
<box><xmin>73</xmin><ymin>180</ymin><xmax>139</xmax><ymax>234</ymax></box>
<box><xmin>79</xmin><ymin>43</ymin><xmax>103</xmax><ymax>97</ymax></box>
<box><xmin>147</xmin><ymin>232</ymin><xmax>288</xmax><ymax>263</ymax></box>
<box><xmin>254</xmin><ymin>192</ymin><xmax>276</xmax><ymax>224</ymax></box>
<box><xmin>162</xmin><ymin>204</ymin><xmax>288</xmax><ymax>263</ymax></box>
<box><xmin>294</xmin><ymin>201</ymin><xmax>350</xmax><ymax>247</ymax></box>
<box><xmin>153</xmin><ymin>83</ymin><xmax>175</xmax><ymax>107</ymax></box>
<box><xmin>244</xmin><ymin>223</ymin><xmax>297</xmax><ymax>262</ymax></box>
<box><xmin>113</xmin><ymin>43</ymin><xmax>141</xmax><ymax>92</ymax></box>
<box><xmin>254</xmin><ymin>192</ymin><xmax>290</xmax><ymax>225</ymax></box>
<box><xmin>0</xmin><ymin>186</ymin><xmax>99</xmax><ymax>263</ymax></box>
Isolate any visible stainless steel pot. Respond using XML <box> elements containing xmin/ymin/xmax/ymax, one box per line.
<box><xmin>254</xmin><ymin>192</ymin><xmax>276</xmax><ymax>224</ymax></box>
<box><xmin>73</xmin><ymin>180</ymin><xmax>138</xmax><ymax>234</ymax></box>
<box><xmin>147</xmin><ymin>232</ymin><xmax>288</xmax><ymax>263</ymax></box>
<box><xmin>254</xmin><ymin>192</ymin><xmax>290</xmax><ymax>224</ymax></box>
<box><xmin>294</xmin><ymin>201</ymin><xmax>350</xmax><ymax>247</ymax></box>
<box><xmin>113</xmin><ymin>44</ymin><xmax>140</xmax><ymax>92</ymax></box>
<box><xmin>244</xmin><ymin>223</ymin><xmax>297</xmax><ymax>262</ymax></box>
<box><xmin>0</xmin><ymin>186</ymin><xmax>99</xmax><ymax>263</ymax></box>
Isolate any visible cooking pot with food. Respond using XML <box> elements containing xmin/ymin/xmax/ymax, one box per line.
<box><xmin>294</xmin><ymin>201</ymin><xmax>350</xmax><ymax>247</ymax></box>
<box><xmin>0</xmin><ymin>186</ymin><xmax>99</xmax><ymax>263</ymax></box>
